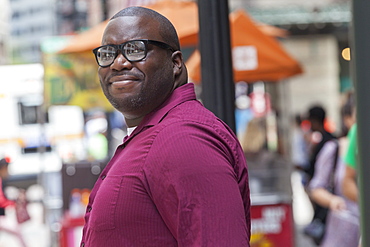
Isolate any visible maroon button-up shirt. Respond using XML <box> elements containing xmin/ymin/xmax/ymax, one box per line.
<box><xmin>81</xmin><ymin>83</ymin><xmax>250</xmax><ymax>247</ymax></box>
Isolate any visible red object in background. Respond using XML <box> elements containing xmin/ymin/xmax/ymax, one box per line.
<box><xmin>4</xmin><ymin>157</ymin><xmax>11</xmax><ymax>164</ymax></box>
<box><xmin>59</xmin><ymin>212</ymin><xmax>85</xmax><ymax>247</ymax></box>
<box><xmin>324</xmin><ymin>118</ymin><xmax>336</xmax><ymax>133</ymax></box>
<box><xmin>300</xmin><ymin>120</ymin><xmax>311</xmax><ymax>132</ymax></box>
<box><xmin>249</xmin><ymin>92</ymin><xmax>271</xmax><ymax>118</ymax></box>
<box><xmin>301</xmin><ymin>118</ymin><xmax>336</xmax><ymax>133</ymax></box>
<box><xmin>250</xmin><ymin>203</ymin><xmax>294</xmax><ymax>247</ymax></box>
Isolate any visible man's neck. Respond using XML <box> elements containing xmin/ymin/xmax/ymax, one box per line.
<box><xmin>125</xmin><ymin>116</ymin><xmax>144</xmax><ymax>128</ymax></box>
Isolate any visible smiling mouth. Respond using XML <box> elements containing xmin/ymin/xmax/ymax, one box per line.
<box><xmin>109</xmin><ymin>80</ymin><xmax>133</xmax><ymax>89</ymax></box>
<box><xmin>110</xmin><ymin>74</ymin><xmax>140</xmax><ymax>83</ymax></box>
<box><xmin>108</xmin><ymin>77</ymin><xmax>140</xmax><ymax>93</ymax></box>
<box><xmin>111</xmin><ymin>79</ymin><xmax>136</xmax><ymax>85</ymax></box>
<box><xmin>110</xmin><ymin>75</ymin><xmax>137</xmax><ymax>82</ymax></box>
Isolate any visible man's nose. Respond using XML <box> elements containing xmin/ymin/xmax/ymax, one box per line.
<box><xmin>110</xmin><ymin>53</ymin><xmax>132</xmax><ymax>70</ymax></box>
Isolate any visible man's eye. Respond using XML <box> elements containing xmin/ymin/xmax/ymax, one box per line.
<box><xmin>103</xmin><ymin>52</ymin><xmax>115</xmax><ymax>58</ymax></box>
<box><xmin>99</xmin><ymin>48</ymin><xmax>115</xmax><ymax>60</ymax></box>
<box><xmin>126</xmin><ymin>44</ymin><xmax>144</xmax><ymax>55</ymax></box>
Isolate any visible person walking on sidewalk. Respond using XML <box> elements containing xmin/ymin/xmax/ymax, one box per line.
<box><xmin>307</xmin><ymin>101</ymin><xmax>360</xmax><ymax>247</ymax></box>
<box><xmin>342</xmin><ymin>123</ymin><xmax>362</xmax><ymax>247</ymax></box>
<box><xmin>80</xmin><ymin>6</ymin><xmax>250</xmax><ymax>247</ymax></box>
<box><xmin>0</xmin><ymin>157</ymin><xmax>27</xmax><ymax>247</ymax></box>
<box><xmin>303</xmin><ymin>105</ymin><xmax>336</xmax><ymax>245</ymax></box>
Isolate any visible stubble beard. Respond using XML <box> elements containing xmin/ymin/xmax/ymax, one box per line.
<box><xmin>103</xmin><ymin>86</ymin><xmax>146</xmax><ymax>116</ymax></box>
<box><xmin>101</xmin><ymin>64</ymin><xmax>174</xmax><ymax>118</ymax></box>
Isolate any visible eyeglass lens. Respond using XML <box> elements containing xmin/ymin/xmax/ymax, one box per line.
<box><xmin>96</xmin><ymin>40</ymin><xmax>147</xmax><ymax>66</ymax></box>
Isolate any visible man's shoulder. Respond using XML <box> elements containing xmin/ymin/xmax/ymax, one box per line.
<box><xmin>164</xmin><ymin>100</ymin><xmax>219</xmax><ymax>127</ymax></box>
<box><xmin>152</xmin><ymin>101</ymin><xmax>235</xmax><ymax>143</ymax></box>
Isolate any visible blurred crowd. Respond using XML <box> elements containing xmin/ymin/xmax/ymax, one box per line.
<box><xmin>291</xmin><ymin>90</ymin><xmax>361</xmax><ymax>247</ymax></box>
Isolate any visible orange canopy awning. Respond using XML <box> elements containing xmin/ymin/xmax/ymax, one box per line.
<box><xmin>186</xmin><ymin>9</ymin><xmax>303</xmax><ymax>83</ymax></box>
<box><xmin>58</xmin><ymin>0</ymin><xmax>290</xmax><ymax>53</ymax></box>
<box><xmin>58</xmin><ymin>20</ymin><xmax>109</xmax><ymax>54</ymax></box>
<box><xmin>58</xmin><ymin>0</ymin><xmax>198</xmax><ymax>53</ymax></box>
<box><xmin>57</xmin><ymin>1</ymin><xmax>302</xmax><ymax>83</ymax></box>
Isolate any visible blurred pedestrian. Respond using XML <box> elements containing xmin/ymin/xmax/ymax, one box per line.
<box><xmin>81</xmin><ymin>6</ymin><xmax>250</xmax><ymax>247</ymax></box>
<box><xmin>240</xmin><ymin>117</ymin><xmax>266</xmax><ymax>154</ymax></box>
<box><xmin>342</xmin><ymin>124</ymin><xmax>359</xmax><ymax>203</ymax></box>
<box><xmin>340</xmin><ymin>91</ymin><xmax>361</xmax><ymax>247</ymax></box>
<box><xmin>307</xmin><ymin>100</ymin><xmax>359</xmax><ymax>247</ymax></box>
<box><xmin>291</xmin><ymin>113</ymin><xmax>310</xmax><ymax>185</ymax></box>
<box><xmin>304</xmin><ymin>105</ymin><xmax>337</xmax><ymax>180</ymax></box>
<box><xmin>303</xmin><ymin>105</ymin><xmax>336</xmax><ymax>245</ymax></box>
<box><xmin>0</xmin><ymin>157</ymin><xmax>27</xmax><ymax>247</ymax></box>
<box><xmin>342</xmin><ymin>122</ymin><xmax>361</xmax><ymax>247</ymax></box>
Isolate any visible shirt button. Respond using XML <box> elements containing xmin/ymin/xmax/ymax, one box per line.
<box><xmin>81</xmin><ymin>243</ymin><xmax>85</xmax><ymax>247</ymax></box>
<box><xmin>101</xmin><ymin>175</ymin><xmax>106</xmax><ymax>180</ymax></box>
<box><xmin>87</xmin><ymin>207</ymin><xmax>92</xmax><ymax>212</ymax></box>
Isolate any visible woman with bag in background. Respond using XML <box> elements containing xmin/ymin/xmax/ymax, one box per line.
<box><xmin>307</xmin><ymin>98</ymin><xmax>360</xmax><ymax>247</ymax></box>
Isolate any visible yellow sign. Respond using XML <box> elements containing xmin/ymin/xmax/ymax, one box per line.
<box><xmin>43</xmin><ymin>50</ymin><xmax>112</xmax><ymax>111</ymax></box>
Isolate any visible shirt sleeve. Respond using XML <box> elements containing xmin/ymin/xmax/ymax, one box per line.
<box><xmin>143</xmin><ymin>123</ymin><xmax>250</xmax><ymax>247</ymax></box>
<box><xmin>308</xmin><ymin>140</ymin><xmax>337</xmax><ymax>191</ymax></box>
<box><xmin>343</xmin><ymin>124</ymin><xmax>357</xmax><ymax>169</ymax></box>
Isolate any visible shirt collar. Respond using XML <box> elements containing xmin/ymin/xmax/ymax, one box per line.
<box><xmin>124</xmin><ymin>83</ymin><xmax>197</xmax><ymax>142</ymax></box>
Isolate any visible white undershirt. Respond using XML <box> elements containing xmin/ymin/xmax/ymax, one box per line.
<box><xmin>127</xmin><ymin>126</ymin><xmax>137</xmax><ymax>136</ymax></box>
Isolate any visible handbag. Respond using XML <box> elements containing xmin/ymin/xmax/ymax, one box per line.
<box><xmin>15</xmin><ymin>189</ymin><xmax>31</xmax><ymax>224</ymax></box>
<box><xmin>303</xmin><ymin>218</ymin><xmax>326</xmax><ymax>245</ymax></box>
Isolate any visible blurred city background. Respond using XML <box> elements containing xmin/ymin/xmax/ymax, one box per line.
<box><xmin>0</xmin><ymin>0</ymin><xmax>354</xmax><ymax>246</ymax></box>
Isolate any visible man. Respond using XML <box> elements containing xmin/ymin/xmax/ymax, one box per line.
<box><xmin>305</xmin><ymin>105</ymin><xmax>336</xmax><ymax>181</ymax></box>
<box><xmin>81</xmin><ymin>6</ymin><xmax>250</xmax><ymax>247</ymax></box>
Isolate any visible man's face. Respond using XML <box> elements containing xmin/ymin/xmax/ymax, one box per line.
<box><xmin>309</xmin><ymin>118</ymin><xmax>320</xmax><ymax>132</ymax></box>
<box><xmin>98</xmin><ymin>16</ymin><xmax>175</xmax><ymax>122</ymax></box>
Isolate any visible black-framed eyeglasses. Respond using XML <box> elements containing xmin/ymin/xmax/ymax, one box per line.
<box><xmin>92</xmin><ymin>39</ymin><xmax>176</xmax><ymax>67</ymax></box>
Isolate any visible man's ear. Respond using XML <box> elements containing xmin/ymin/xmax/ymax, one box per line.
<box><xmin>172</xmin><ymin>51</ymin><xmax>183</xmax><ymax>77</ymax></box>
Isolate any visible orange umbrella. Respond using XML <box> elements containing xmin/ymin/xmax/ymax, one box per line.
<box><xmin>58</xmin><ymin>0</ymin><xmax>198</xmax><ymax>53</ymax></box>
<box><xmin>58</xmin><ymin>1</ymin><xmax>288</xmax><ymax>53</ymax></box>
<box><xmin>186</xmin><ymin>9</ymin><xmax>303</xmax><ymax>83</ymax></box>
<box><xmin>146</xmin><ymin>0</ymin><xmax>198</xmax><ymax>47</ymax></box>
<box><xmin>58</xmin><ymin>20</ymin><xmax>109</xmax><ymax>54</ymax></box>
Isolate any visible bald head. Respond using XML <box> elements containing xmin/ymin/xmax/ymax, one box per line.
<box><xmin>110</xmin><ymin>6</ymin><xmax>180</xmax><ymax>52</ymax></box>
<box><xmin>97</xmin><ymin>6</ymin><xmax>188</xmax><ymax>126</ymax></box>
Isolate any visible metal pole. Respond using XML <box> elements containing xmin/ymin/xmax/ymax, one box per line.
<box><xmin>198</xmin><ymin>0</ymin><xmax>236</xmax><ymax>133</ymax></box>
<box><xmin>350</xmin><ymin>1</ymin><xmax>370</xmax><ymax>246</ymax></box>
